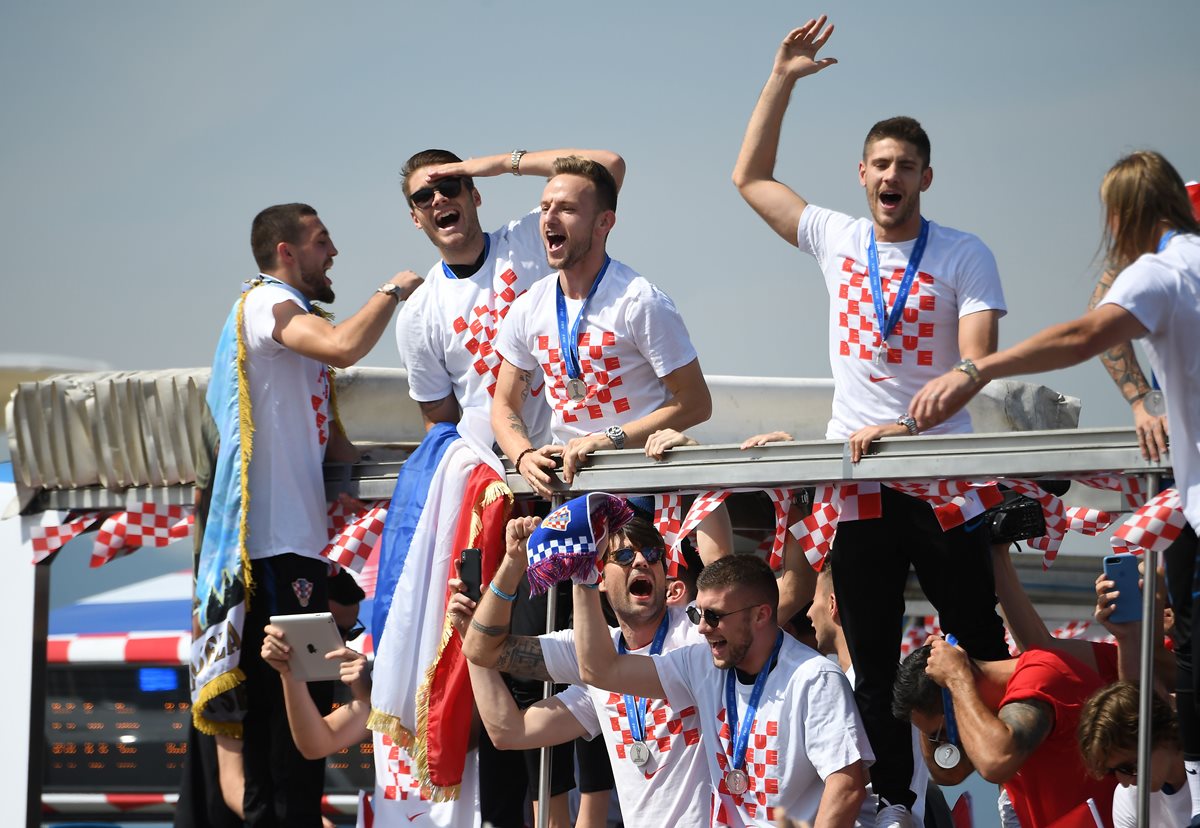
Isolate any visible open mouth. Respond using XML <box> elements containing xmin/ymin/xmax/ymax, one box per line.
<box><xmin>628</xmin><ymin>575</ymin><xmax>654</xmax><ymax>598</ymax></box>
<box><xmin>880</xmin><ymin>191</ymin><xmax>902</xmax><ymax>207</ymax></box>
<box><xmin>545</xmin><ymin>231</ymin><xmax>566</xmax><ymax>252</ymax></box>
<box><xmin>434</xmin><ymin>210</ymin><xmax>460</xmax><ymax>229</ymax></box>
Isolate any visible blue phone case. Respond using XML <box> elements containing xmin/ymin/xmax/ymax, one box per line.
<box><xmin>1103</xmin><ymin>554</ymin><xmax>1143</xmax><ymax>624</ymax></box>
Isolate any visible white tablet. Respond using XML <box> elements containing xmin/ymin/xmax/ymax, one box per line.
<box><xmin>268</xmin><ymin>612</ymin><xmax>344</xmax><ymax>682</ymax></box>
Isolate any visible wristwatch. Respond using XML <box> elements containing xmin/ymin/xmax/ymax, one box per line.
<box><xmin>377</xmin><ymin>283</ymin><xmax>404</xmax><ymax>302</ymax></box>
<box><xmin>896</xmin><ymin>413</ymin><xmax>919</xmax><ymax>435</ymax></box>
<box><xmin>511</xmin><ymin>149</ymin><xmax>527</xmax><ymax>176</ymax></box>
<box><xmin>953</xmin><ymin>358</ymin><xmax>982</xmax><ymax>385</ymax></box>
<box><xmin>604</xmin><ymin>425</ymin><xmax>626</xmax><ymax>450</ymax></box>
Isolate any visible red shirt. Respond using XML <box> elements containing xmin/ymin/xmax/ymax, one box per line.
<box><xmin>999</xmin><ymin>644</ymin><xmax>1118</xmax><ymax>828</ymax></box>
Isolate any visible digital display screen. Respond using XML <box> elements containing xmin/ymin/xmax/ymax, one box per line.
<box><xmin>45</xmin><ymin>665</ymin><xmax>373</xmax><ymax>793</ymax></box>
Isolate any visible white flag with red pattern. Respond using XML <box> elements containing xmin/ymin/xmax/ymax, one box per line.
<box><xmin>322</xmin><ymin>500</ymin><xmax>390</xmax><ymax>573</ymax></box>
<box><xmin>650</xmin><ymin>493</ymin><xmax>685</xmax><ymax>576</ymax></box>
<box><xmin>90</xmin><ymin>504</ymin><xmax>194</xmax><ymax>567</ymax></box>
<box><xmin>1111</xmin><ymin>488</ymin><xmax>1187</xmax><ymax>556</ymax></box>
<box><xmin>672</xmin><ymin>491</ymin><xmax>729</xmax><ymax>561</ymax></box>
<box><xmin>765</xmin><ymin>488</ymin><xmax>793</xmax><ymax>570</ymax></box>
<box><xmin>26</xmin><ymin>510</ymin><xmax>101</xmax><ymax>564</ymax></box>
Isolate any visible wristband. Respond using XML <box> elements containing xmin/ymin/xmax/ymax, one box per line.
<box><xmin>488</xmin><ymin>582</ymin><xmax>517</xmax><ymax>602</ymax></box>
<box><xmin>579</xmin><ymin>582</ymin><xmax>599</xmax><ymax>590</ymax></box>
<box><xmin>514</xmin><ymin>447</ymin><xmax>536</xmax><ymax>471</ymax></box>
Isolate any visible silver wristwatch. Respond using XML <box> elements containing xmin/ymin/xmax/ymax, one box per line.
<box><xmin>953</xmin><ymin>358</ymin><xmax>982</xmax><ymax>385</ymax></box>
<box><xmin>604</xmin><ymin>425</ymin><xmax>626</xmax><ymax>450</ymax></box>
<box><xmin>377</xmin><ymin>283</ymin><xmax>404</xmax><ymax>302</ymax></box>
<box><xmin>511</xmin><ymin>149</ymin><xmax>527</xmax><ymax>176</ymax></box>
<box><xmin>896</xmin><ymin>413</ymin><xmax>919</xmax><ymax>435</ymax></box>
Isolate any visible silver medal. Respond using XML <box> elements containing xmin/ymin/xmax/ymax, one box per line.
<box><xmin>933</xmin><ymin>742</ymin><xmax>961</xmax><ymax>769</ymax></box>
<box><xmin>724</xmin><ymin>768</ymin><xmax>749</xmax><ymax>796</ymax></box>
<box><xmin>566</xmin><ymin>377</ymin><xmax>587</xmax><ymax>402</ymax></box>
<box><xmin>874</xmin><ymin>341</ymin><xmax>890</xmax><ymax>366</ymax></box>
<box><xmin>627</xmin><ymin>740</ymin><xmax>651</xmax><ymax>767</ymax></box>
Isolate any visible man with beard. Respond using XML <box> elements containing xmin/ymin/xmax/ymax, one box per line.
<box><xmin>459</xmin><ymin>514</ymin><xmax>708</xmax><ymax>828</ymax></box>
<box><xmin>491</xmin><ymin>156</ymin><xmax>711</xmax><ymax>495</ymax></box>
<box><xmin>395</xmin><ymin>147</ymin><xmax>624</xmax><ymax>443</ymax></box>
<box><xmin>207</xmin><ymin>203</ymin><xmax>420</xmax><ymax>826</ymax></box>
<box><xmin>573</xmin><ymin>553</ymin><xmax>872</xmax><ymax>827</ymax></box>
<box><xmin>731</xmin><ymin>18</ymin><xmax>1010</xmax><ymax>826</ymax></box>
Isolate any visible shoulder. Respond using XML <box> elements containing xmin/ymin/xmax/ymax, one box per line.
<box><xmin>926</xmin><ymin>221</ymin><xmax>997</xmax><ymax>260</ymax></box>
<box><xmin>799</xmin><ymin>204</ymin><xmax>867</xmax><ymax>241</ymax></box>
<box><xmin>244</xmin><ymin>281</ymin><xmax>301</xmax><ymax>311</ymax></box>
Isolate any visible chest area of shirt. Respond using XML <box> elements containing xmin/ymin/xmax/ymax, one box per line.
<box><xmin>602</xmin><ymin>692</ymin><xmax>700</xmax><ymax>773</ymax></box>
<box><xmin>709</xmin><ymin>697</ymin><xmax>790</xmax><ymax>820</ymax></box>
<box><xmin>440</xmin><ymin>266</ymin><xmax>530</xmax><ymax>347</ymax></box>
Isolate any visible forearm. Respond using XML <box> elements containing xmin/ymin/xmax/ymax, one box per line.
<box><xmin>462</xmin><ymin>556</ymin><xmax>525</xmax><ymax>667</ymax></box>
<box><xmin>992</xmin><ymin>544</ymin><xmax>1051</xmax><ymax>652</ymax></box>
<box><xmin>946</xmin><ymin>679</ymin><xmax>1024</xmax><ymax>782</ymax></box>
<box><xmin>812</xmin><ymin>764</ymin><xmax>867</xmax><ymax>828</ymax></box>
<box><xmin>976</xmin><ymin>307</ymin><xmax>1140</xmax><ymax>384</ymax></box>
<box><xmin>574</xmin><ymin>584</ymin><xmax>622</xmax><ymax>688</ymax></box>
<box><xmin>732</xmin><ymin>71</ymin><xmax>796</xmax><ymax>191</ymax></box>
<box><xmin>460</xmin><ymin>149</ymin><xmax>625</xmax><ymax>189</ymax></box>
<box><xmin>620</xmin><ymin>374</ymin><xmax>712</xmax><ymax>448</ymax></box>
<box><xmin>491</xmin><ymin>363</ymin><xmax>538</xmax><ymax>460</ymax></box>
<box><xmin>280</xmin><ymin>676</ymin><xmax>345</xmax><ymax>760</ymax></box>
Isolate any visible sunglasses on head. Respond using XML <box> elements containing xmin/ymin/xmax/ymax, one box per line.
<box><xmin>685</xmin><ymin>604</ymin><xmax>759</xmax><ymax>627</ymax></box>
<box><xmin>607</xmin><ymin>545</ymin><xmax>665</xmax><ymax>567</ymax></box>
<box><xmin>409</xmin><ymin>177</ymin><xmax>467</xmax><ymax>208</ymax></box>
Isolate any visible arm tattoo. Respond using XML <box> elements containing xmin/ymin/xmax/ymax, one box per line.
<box><xmin>506</xmin><ymin>412</ymin><xmax>529</xmax><ymax>440</ymax></box>
<box><xmin>998</xmin><ymin>700</ymin><xmax>1054</xmax><ymax>756</ymax></box>
<box><xmin>495</xmin><ymin>636</ymin><xmax>552</xmax><ymax>683</ymax></box>
<box><xmin>516</xmin><ymin>370</ymin><xmax>532</xmax><ymax>403</ymax></box>
<box><xmin>469</xmin><ymin>619</ymin><xmax>508</xmax><ymax>637</ymax></box>
<box><xmin>1089</xmin><ymin>270</ymin><xmax>1150</xmax><ymax>402</ymax></box>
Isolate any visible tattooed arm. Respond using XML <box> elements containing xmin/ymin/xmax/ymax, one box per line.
<box><xmin>418</xmin><ymin>394</ymin><xmax>460</xmax><ymax>431</ymax></box>
<box><xmin>1088</xmin><ymin>269</ymin><xmax>1169</xmax><ymax>461</ymax></box>
<box><xmin>491</xmin><ymin>359</ymin><xmax>562</xmax><ymax>498</ymax></box>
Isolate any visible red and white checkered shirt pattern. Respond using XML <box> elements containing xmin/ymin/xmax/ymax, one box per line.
<box><xmin>606</xmin><ymin>691</ymin><xmax>701</xmax><ymax>776</ymax></box>
<box><xmin>27</xmin><ymin>510</ymin><xmax>101</xmax><ymax>564</ymax></box>
<box><xmin>714</xmin><ymin>712</ymin><xmax>782</xmax><ymax>825</ymax></box>
<box><xmin>90</xmin><ymin>505</ymin><xmax>194</xmax><ymax>567</ymax></box>
<box><xmin>1111</xmin><ymin>488</ymin><xmax>1187</xmax><ymax>556</ymax></box>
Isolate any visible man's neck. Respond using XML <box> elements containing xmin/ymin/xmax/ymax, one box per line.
<box><xmin>618</xmin><ymin>608</ymin><xmax>667</xmax><ymax>651</ymax></box>
<box><xmin>873</xmin><ymin>214</ymin><xmax>924</xmax><ymax>244</ymax></box>
<box><xmin>834</xmin><ymin>637</ymin><xmax>852</xmax><ymax>673</ymax></box>
<box><xmin>261</xmin><ymin>267</ymin><xmax>300</xmax><ymax>291</ymax></box>
<box><xmin>734</xmin><ymin>630</ymin><xmax>779</xmax><ymax>677</ymax></box>
<box><xmin>441</xmin><ymin>230</ymin><xmax>486</xmax><ymax>267</ymax></box>
<box><xmin>558</xmin><ymin>249</ymin><xmax>609</xmax><ymax>299</ymax></box>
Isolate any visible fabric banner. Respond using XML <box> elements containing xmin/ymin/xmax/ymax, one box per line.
<box><xmin>1110</xmin><ymin>487</ymin><xmax>1187</xmax><ymax>555</ymax></box>
<box><xmin>90</xmin><ymin>504</ymin><xmax>194</xmax><ymax>567</ymax></box>
<box><xmin>25</xmin><ymin>510</ymin><xmax>101</xmax><ymax>564</ymax></box>
<box><xmin>368</xmin><ymin>427</ymin><xmax>511</xmax><ymax>802</ymax></box>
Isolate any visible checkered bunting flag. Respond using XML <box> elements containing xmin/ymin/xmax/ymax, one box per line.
<box><xmin>26</xmin><ymin>511</ymin><xmax>102</xmax><ymax>564</ymax></box>
<box><xmin>1074</xmin><ymin>474</ymin><xmax>1148</xmax><ymax>510</ymax></box>
<box><xmin>321</xmin><ymin>499</ymin><xmax>389</xmax><ymax>573</ymax></box>
<box><xmin>673</xmin><ymin>491</ymin><xmax>730</xmax><ymax>560</ymax></box>
<box><xmin>886</xmin><ymin>480</ymin><xmax>1004</xmax><ymax>531</ymax></box>
<box><xmin>651</xmin><ymin>494</ymin><xmax>684</xmax><ymax>577</ymax></box>
<box><xmin>764</xmin><ymin>488</ymin><xmax>793</xmax><ymax>571</ymax></box>
<box><xmin>1111</xmin><ymin>488</ymin><xmax>1187</xmax><ymax>556</ymax></box>
<box><xmin>91</xmin><ymin>504</ymin><xmax>194</xmax><ymax>567</ymax></box>
<box><xmin>790</xmin><ymin>483</ymin><xmax>882</xmax><ymax>569</ymax></box>
<box><xmin>1005</xmin><ymin>480</ymin><xmax>1115</xmax><ymax>569</ymax></box>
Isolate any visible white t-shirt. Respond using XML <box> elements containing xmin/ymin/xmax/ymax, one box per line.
<box><xmin>495</xmin><ymin>258</ymin><xmax>699</xmax><ymax>443</ymax></box>
<box><xmin>540</xmin><ymin>608</ymin><xmax>709</xmax><ymax>828</ymax></box>
<box><xmin>372</xmin><ymin>732</ymin><xmax>480</xmax><ymax>827</ymax></box>
<box><xmin>1101</xmin><ymin>233</ymin><xmax>1200</xmax><ymax>532</ymax></box>
<box><xmin>653</xmin><ymin>634</ymin><xmax>874</xmax><ymax>827</ymax></box>
<box><xmin>796</xmin><ymin>206</ymin><xmax>1006</xmax><ymax>439</ymax></box>
<box><xmin>395</xmin><ymin>210</ymin><xmax>552</xmax><ymax>444</ymax></box>
<box><xmin>240</xmin><ymin>281</ymin><xmax>330</xmax><ymax>561</ymax></box>
<box><xmin>1112</xmin><ymin>780</ymin><xmax>1190</xmax><ymax>828</ymax></box>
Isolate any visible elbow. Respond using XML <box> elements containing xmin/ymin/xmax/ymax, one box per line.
<box><xmin>577</xmin><ymin>662</ymin><xmax>602</xmax><ymax>687</ymax></box>
<box><xmin>603</xmin><ymin>153</ymin><xmax>627</xmax><ymax>190</ymax></box>
<box><xmin>488</xmin><ymin>727</ymin><xmax>525</xmax><ymax>752</ymax></box>
<box><xmin>325</xmin><ymin>348</ymin><xmax>359</xmax><ymax>370</ymax></box>
<box><xmin>973</xmin><ymin>755</ymin><xmax>1016</xmax><ymax>784</ymax></box>
<box><xmin>463</xmin><ymin>641</ymin><xmax>497</xmax><ymax>670</ymax></box>
<box><xmin>296</xmin><ymin>741</ymin><xmax>327</xmax><ymax>762</ymax></box>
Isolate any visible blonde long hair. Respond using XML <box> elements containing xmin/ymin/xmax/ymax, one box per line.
<box><xmin>1101</xmin><ymin>150</ymin><xmax>1200</xmax><ymax>272</ymax></box>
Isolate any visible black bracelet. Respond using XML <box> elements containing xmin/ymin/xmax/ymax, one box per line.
<box><xmin>515</xmin><ymin>447</ymin><xmax>536</xmax><ymax>470</ymax></box>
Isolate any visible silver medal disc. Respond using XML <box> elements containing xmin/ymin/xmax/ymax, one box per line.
<box><xmin>933</xmin><ymin>742</ymin><xmax>961</xmax><ymax>769</ymax></box>
<box><xmin>628</xmin><ymin>740</ymin><xmax>651</xmax><ymax>767</ymax></box>
<box><xmin>725</xmin><ymin>768</ymin><xmax>749</xmax><ymax>796</ymax></box>
<box><xmin>875</xmin><ymin>342</ymin><xmax>890</xmax><ymax>366</ymax></box>
<box><xmin>566</xmin><ymin>377</ymin><xmax>587</xmax><ymax>402</ymax></box>
<box><xmin>1143</xmin><ymin>389</ymin><xmax>1167</xmax><ymax>418</ymax></box>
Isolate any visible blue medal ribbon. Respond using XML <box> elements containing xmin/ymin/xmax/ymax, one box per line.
<box><xmin>616</xmin><ymin>612</ymin><xmax>672</xmax><ymax>744</ymax></box>
<box><xmin>723</xmin><ymin>630</ymin><xmax>785</xmax><ymax>774</ymax></box>
<box><xmin>251</xmin><ymin>274</ymin><xmax>313</xmax><ymax>313</ymax></box>
<box><xmin>441</xmin><ymin>234</ymin><xmax>491</xmax><ymax>280</ymax></box>
<box><xmin>866</xmin><ymin>218</ymin><xmax>930</xmax><ymax>361</ymax></box>
<box><xmin>942</xmin><ymin>634</ymin><xmax>960</xmax><ymax>746</ymax></box>
<box><xmin>1158</xmin><ymin>230</ymin><xmax>1177</xmax><ymax>253</ymax></box>
<box><xmin>555</xmin><ymin>256</ymin><xmax>611</xmax><ymax>380</ymax></box>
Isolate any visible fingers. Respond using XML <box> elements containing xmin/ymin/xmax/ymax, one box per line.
<box><xmin>740</xmin><ymin>431</ymin><xmax>793</xmax><ymax>450</ymax></box>
<box><xmin>561</xmin><ymin>438</ymin><xmax>594</xmax><ymax>484</ymax></box>
<box><xmin>520</xmin><ymin>451</ymin><xmax>560</xmax><ymax>499</ymax></box>
<box><xmin>644</xmin><ymin>429</ymin><xmax>684</xmax><ymax>461</ymax></box>
<box><xmin>337</xmin><ymin>492</ymin><xmax>367</xmax><ymax>514</ymax></box>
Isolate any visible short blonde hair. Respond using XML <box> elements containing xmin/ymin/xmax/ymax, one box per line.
<box><xmin>1101</xmin><ymin>151</ymin><xmax>1200</xmax><ymax>271</ymax></box>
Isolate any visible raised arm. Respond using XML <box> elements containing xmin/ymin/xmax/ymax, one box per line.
<box><xmin>574</xmin><ymin>583</ymin><xmax>666</xmax><ymax>699</ymax></box>
<box><xmin>1088</xmin><ymin>269</ymin><xmax>1169</xmax><ymax>461</ymax></box>
<box><xmin>274</xmin><ymin>270</ymin><xmax>424</xmax><ymax>368</ymax></box>
<box><xmin>732</xmin><ymin>16</ymin><xmax>837</xmax><ymax>245</ymax></box>
<box><xmin>467</xmin><ymin>661</ymin><xmax>588</xmax><ymax>751</ymax></box>
<box><xmin>425</xmin><ymin>148</ymin><xmax>626</xmax><ymax>192</ymax></box>
<box><xmin>911</xmin><ymin>304</ymin><xmax>1148</xmax><ymax>431</ymax></box>
<box><xmin>490</xmin><ymin>359</ymin><xmax>562</xmax><ymax>499</ymax></box>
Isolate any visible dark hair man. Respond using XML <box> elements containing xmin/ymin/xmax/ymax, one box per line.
<box><xmin>492</xmin><ymin>156</ymin><xmax>712</xmax><ymax>497</ymax></box>
<box><xmin>730</xmin><ymin>18</ymin><xmax>1011</xmax><ymax>826</ymax></box>
<box><xmin>194</xmin><ymin>203</ymin><xmax>420</xmax><ymax>826</ymax></box>
<box><xmin>574</xmin><ymin>553</ymin><xmax>872</xmax><ymax>827</ymax></box>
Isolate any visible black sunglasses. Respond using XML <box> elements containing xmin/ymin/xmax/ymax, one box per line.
<box><xmin>686</xmin><ymin>604</ymin><xmax>760</xmax><ymax>627</ymax></box>
<box><xmin>338</xmin><ymin>619</ymin><xmax>365</xmax><ymax>641</ymax></box>
<box><xmin>607</xmin><ymin>545</ymin><xmax>665</xmax><ymax>566</ymax></box>
<box><xmin>1106</xmin><ymin>761</ymin><xmax>1137</xmax><ymax>777</ymax></box>
<box><xmin>410</xmin><ymin>177</ymin><xmax>467</xmax><ymax>208</ymax></box>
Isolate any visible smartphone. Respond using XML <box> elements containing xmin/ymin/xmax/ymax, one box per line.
<box><xmin>1102</xmin><ymin>554</ymin><xmax>1143</xmax><ymax>624</ymax></box>
<box><xmin>458</xmin><ymin>548</ymin><xmax>483</xmax><ymax>602</ymax></box>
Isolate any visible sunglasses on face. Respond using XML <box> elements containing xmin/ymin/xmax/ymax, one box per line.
<box><xmin>409</xmin><ymin>177</ymin><xmax>467</xmax><ymax>208</ymax></box>
<box><xmin>338</xmin><ymin>619</ymin><xmax>365</xmax><ymax>642</ymax></box>
<box><xmin>1106</xmin><ymin>761</ymin><xmax>1138</xmax><ymax>777</ymax></box>
<box><xmin>607</xmin><ymin>545</ymin><xmax>665</xmax><ymax>567</ymax></box>
<box><xmin>685</xmin><ymin>604</ymin><xmax>759</xmax><ymax>628</ymax></box>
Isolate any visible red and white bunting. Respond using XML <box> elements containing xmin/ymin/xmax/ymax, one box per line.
<box><xmin>1074</xmin><ymin>474</ymin><xmax>1147</xmax><ymax>510</ymax></box>
<box><xmin>322</xmin><ymin>500</ymin><xmax>389</xmax><ymax>574</ymax></box>
<box><xmin>672</xmin><ymin>490</ymin><xmax>729</xmax><ymax>561</ymax></box>
<box><xmin>90</xmin><ymin>505</ymin><xmax>194</xmax><ymax>567</ymax></box>
<box><xmin>651</xmin><ymin>493</ymin><xmax>684</xmax><ymax>576</ymax></box>
<box><xmin>26</xmin><ymin>511</ymin><xmax>101</xmax><ymax>564</ymax></box>
<box><xmin>765</xmin><ymin>488</ymin><xmax>793</xmax><ymax>570</ymax></box>
<box><xmin>1005</xmin><ymin>481</ymin><xmax>1115</xmax><ymax>568</ymax></box>
<box><xmin>1111</xmin><ymin>488</ymin><xmax>1187</xmax><ymax>556</ymax></box>
<box><xmin>887</xmin><ymin>480</ymin><xmax>1004</xmax><ymax>531</ymax></box>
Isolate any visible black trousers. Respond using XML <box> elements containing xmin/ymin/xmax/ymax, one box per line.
<box><xmin>1164</xmin><ymin>524</ymin><xmax>1200</xmax><ymax>759</ymax></box>
<box><xmin>830</xmin><ymin>486</ymin><xmax>1009</xmax><ymax>811</ymax></box>
<box><xmin>240</xmin><ymin>553</ymin><xmax>334</xmax><ymax>827</ymax></box>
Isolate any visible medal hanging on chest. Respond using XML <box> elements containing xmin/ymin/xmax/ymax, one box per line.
<box><xmin>555</xmin><ymin>258</ymin><xmax>611</xmax><ymax>405</ymax></box>
<box><xmin>722</xmin><ymin>631</ymin><xmax>784</xmax><ymax>798</ymax></box>
<box><xmin>866</xmin><ymin>219</ymin><xmax>929</xmax><ymax>368</ymax></box>
<box><xmin>618</xmin><ymin>613</ymin><xmax>670</xmax><ymax>769</ymax></box>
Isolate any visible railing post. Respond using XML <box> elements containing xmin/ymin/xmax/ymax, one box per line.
<box><xmin>536</xmin><ymin>494</ymin><xmax>565</xmax><ymax>828</ymax></box>
<box><xmin>1136</xmin><ymin>471</ymin><xmax>1162</xmax><ymax>828</ymax></box>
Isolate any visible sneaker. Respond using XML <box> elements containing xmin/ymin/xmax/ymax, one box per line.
<box><xmin>876</xmin><ymin>801</ymin><xmax>913</xmax><ymax>828</ymax></box>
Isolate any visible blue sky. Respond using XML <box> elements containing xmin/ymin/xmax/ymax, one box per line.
<box><xmin>3</xmin><ymin>2</ymin><xmax>1197</xmax><ymax>437</ymax></box>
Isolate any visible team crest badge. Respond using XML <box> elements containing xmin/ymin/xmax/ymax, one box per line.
<box><xmin>542</xmin><ymin>505</ymin><xmax>572</xmax><ymax>532</ymax></box>
<box><xmin>292</xmin><ymin>578</ymin><xmax>314</xmax><ymax>608</ymax></box>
